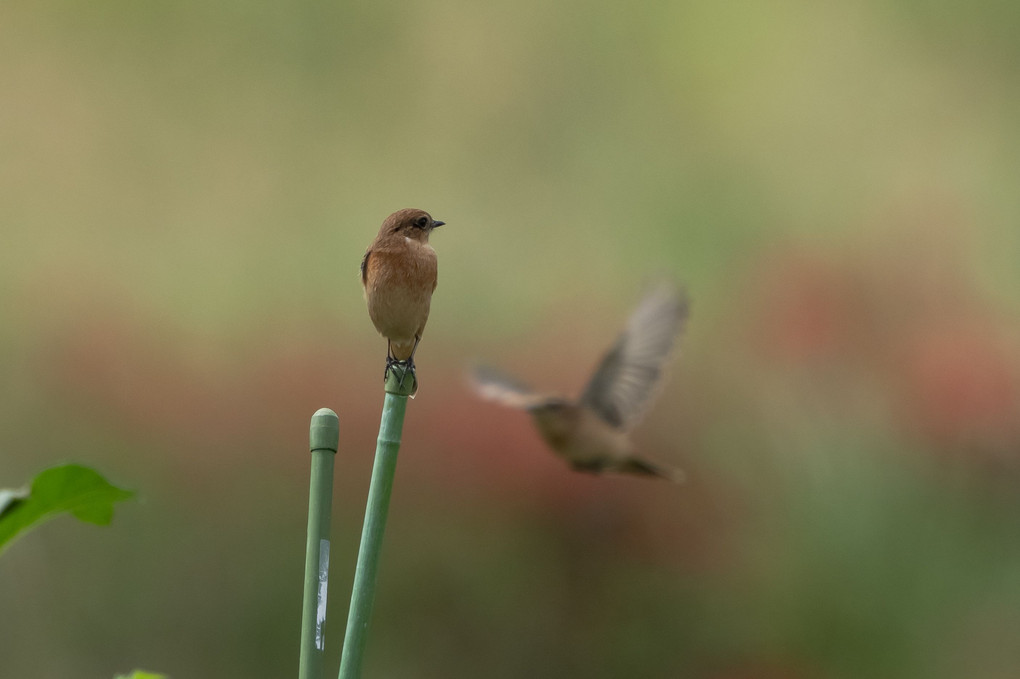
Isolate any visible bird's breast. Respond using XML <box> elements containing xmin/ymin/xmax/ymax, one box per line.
<box><xmin>535</xmin><ymin>409</ymin><xmax>631</xmax><ymax>464</ymax></box>
<box><xmin>364</xmin><ymin>240</ymin><xmax>438</xmax><ymax>341</ymax></box>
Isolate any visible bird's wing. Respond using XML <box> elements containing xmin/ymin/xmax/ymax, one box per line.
<box><xmin>360</xmin><ymin>249</ymin><xmax>371</xmax><ymax>285</ymax></box>
<box><xmin>469</xmin><ymin>364</ymin><xmax>547</xmax><ymax>410</ymax></box>
<box><xmin>578</xmin><ymin>283</ymin><xmax>689</xmax><ymax>431</ymax></box>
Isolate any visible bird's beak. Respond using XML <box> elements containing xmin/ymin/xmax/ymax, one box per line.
<box><xmin>431</xmin><ymin>220</ymin><xmax>445</xmax><ymax>229</ymax></box>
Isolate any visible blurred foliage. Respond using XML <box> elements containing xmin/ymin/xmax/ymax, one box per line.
<box><xmin>2</xmin><ymin>0</ymin><xmax>1019</xmax><ymax>678</ymax></box>
<box><xmin>0</xmin><ymin>464</ymin><xmax>134</xmax><ymax>556</ymax></box>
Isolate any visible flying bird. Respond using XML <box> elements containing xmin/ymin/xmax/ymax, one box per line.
<box><xmin>471</xmin><ymin>284</ymin><xmax>689</xmax><ymax>481</ymax></box>
<box><xmin>361</xmin><ymin>208</ymin><xmax>444</xmax><ymax>393</ymax></box>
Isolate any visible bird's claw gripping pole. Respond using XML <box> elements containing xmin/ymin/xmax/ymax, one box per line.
<box><xmin>383</xmin><ymin>360</ymin><xmax>417</xmax><ymax>396</ymax></box>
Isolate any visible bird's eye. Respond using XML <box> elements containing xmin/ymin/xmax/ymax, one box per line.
<box><xmin>414</xmin><ymin>216</ymin><xmax>429</xmax><ymax>228</ymax></box>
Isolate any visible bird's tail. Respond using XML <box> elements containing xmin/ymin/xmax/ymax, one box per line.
<box><xmin>620</xmin><ymin>457</ymin><xmax>686</xmax><ymax>483</ymax></box>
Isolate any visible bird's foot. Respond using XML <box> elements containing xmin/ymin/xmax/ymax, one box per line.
<box><xmin>384</xmin><ymin>358</ymin><xmax>417</xmax><ymax>396</ymax></box>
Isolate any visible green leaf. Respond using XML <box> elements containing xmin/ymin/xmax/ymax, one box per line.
<box><xmin>0</xmin><ymin>464</ymin><xmax>135</xmax><ymax>556</ymax></box>
<box><xmin>113</xmin><ymin>671</ymin><xmax>167</xmax><ymax>679</ymax></box>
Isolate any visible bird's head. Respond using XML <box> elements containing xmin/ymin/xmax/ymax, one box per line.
<box><xmin>381</xmin><ymin>208</ymin><xmax>445</xmax><ymax>243</ymax></box>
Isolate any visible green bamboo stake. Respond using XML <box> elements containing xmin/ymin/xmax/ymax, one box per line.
<box><xmin>338</xmin><ymin>363</ymin><xmax>415</xmax><ymax>679</ymax></box>
<box><xmin>299</xmin><ymin>408</ymin><xmax>340</xmax><ymax>679</ymax></box>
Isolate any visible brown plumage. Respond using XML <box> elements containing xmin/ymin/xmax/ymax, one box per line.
<box><xmin>361</xmin><ymin>209</ymin><xmax>443</xmax><ymax>383</ymax></box>
<box><xmin>471</xmin><ymin>283</ymin><xmax>689</xmax><ymax>481</ymax></box>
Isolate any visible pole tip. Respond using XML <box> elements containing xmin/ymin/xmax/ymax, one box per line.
<box><xmin>309</xmin><ymin>407</ymin><xmax>340</xmax><ymax>453</ymax></box>
<box><xmin>384</xmin><ymin>363</ymin><xmax>417</xmax><ymax>396</ymax></box>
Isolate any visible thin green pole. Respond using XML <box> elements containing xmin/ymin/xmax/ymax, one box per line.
<box><xmin>299</xmin><ymin>408</ymin><xmax>340</xmax><ymax>679</ymax></box>
<box><xmin>338</xmin><ymin>364</ymin><xmax>414</xmax><ymax>679</ymax></box>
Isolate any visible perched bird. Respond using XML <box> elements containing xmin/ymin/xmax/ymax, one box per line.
<box><xmin>361</xmin><ymin>208</ymin><xmax>444</xmax><ymax>391</ymax></box>
<box><xmin>471</xmin><ymin>284</ymin><xmax>689</xmax><ymax>481</ymax></box>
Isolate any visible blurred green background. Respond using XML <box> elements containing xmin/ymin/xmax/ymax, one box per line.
<box><xmin>3</xmin><ymin>1</ymin><xmax>1020</xmax><ymax>677</ymax></box>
